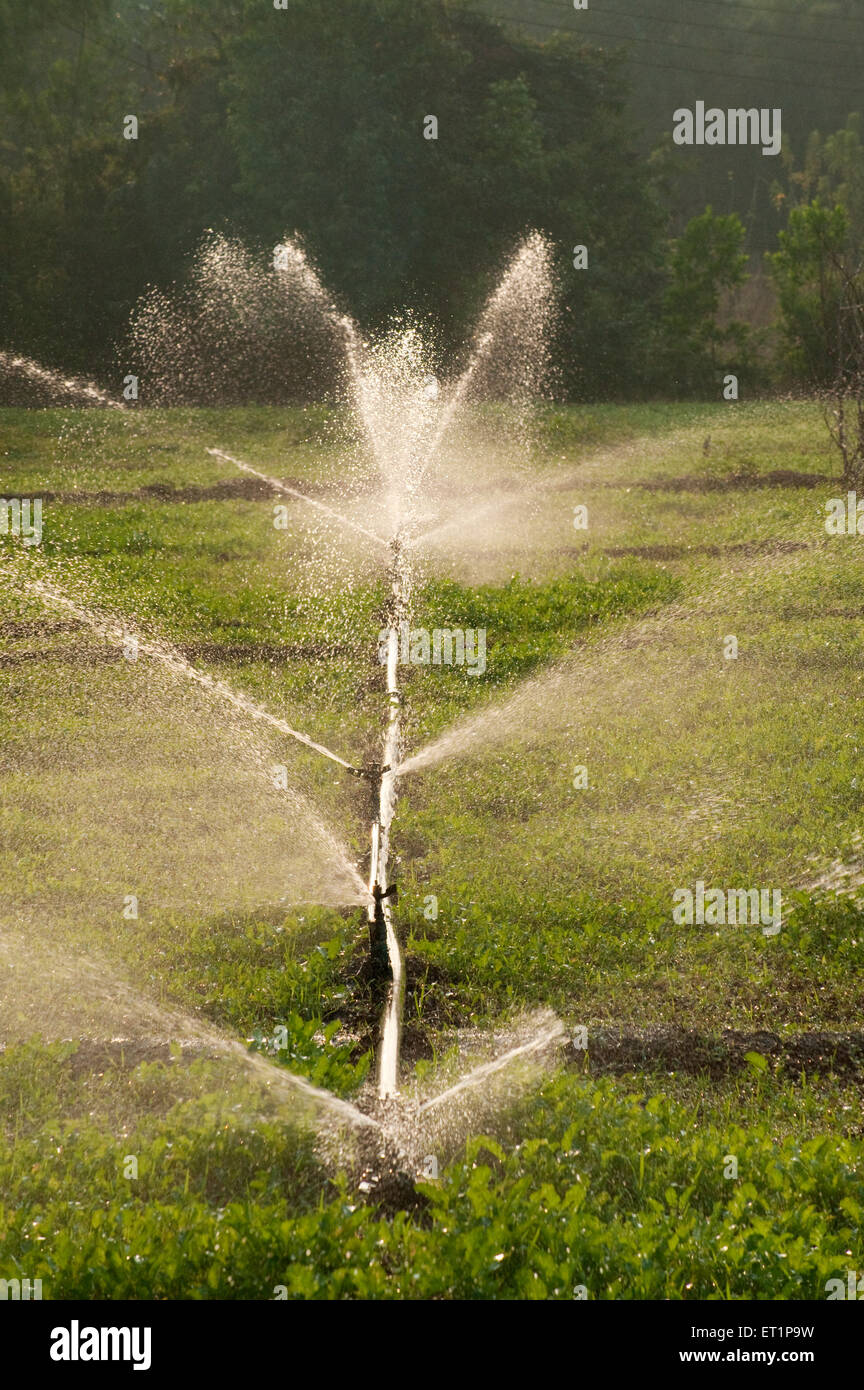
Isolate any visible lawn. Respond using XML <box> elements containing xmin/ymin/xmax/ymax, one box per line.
<box><xmin>0</xmin><ymin>400</ymin><xmax>862</xmax><ymax>1299</ymax></box>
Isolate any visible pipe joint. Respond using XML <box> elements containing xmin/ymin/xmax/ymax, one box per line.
<box><xmin>348</xmin><ymin>762</ymin><xmax>391</xmax><ymax>781</ymax></box>
<box><xmin>371</xmin><ymin>881</ymin><xmax>398</xmax><ymax>904</ymax></box>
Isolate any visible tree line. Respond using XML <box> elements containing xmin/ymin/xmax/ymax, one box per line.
<box><xmin>0</xmin><ymin>0</ymin><xmax>861</xmax><ymax>401</ymax></box>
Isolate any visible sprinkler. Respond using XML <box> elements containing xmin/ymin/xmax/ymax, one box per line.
<box><xmin>348</xmin><ymin>761</ymin><xmax>392</xmax><ymax>780</ymax></box>
<box><xmin>11</xmin><ymin>229</ymin><xmax>556</xmax><ymax>1119</ymax></box>
<box><xmin>366</xmin><ymin>580</ymin><xmax>407</xmax><ymax>1092</ymax></box>
<box><xmin>368</xmin><ymin>881</ymin><xmax>397</xmax><ymax>979</ymax></box>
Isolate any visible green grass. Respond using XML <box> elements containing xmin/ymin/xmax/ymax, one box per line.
<box><xmin>0</xmin><ymin>1039</ymin><xmax>860</xmax><ymax>1299</ymax></box>
<box><xmin>1</xmin><ymin>401</ymin><xmax>863</xmax><ymax>1299</ymax></box>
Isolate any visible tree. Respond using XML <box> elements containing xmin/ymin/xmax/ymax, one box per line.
<box><xmin>769</xmin><ymin>199</ymin><xmax>864</xmax><ymax>484</ymax></box>
<box><xmin>773</xmin><ymin>113</ymin><xmax>864</xmax><ymax>247</ymax></box>
<box><xmin>223</xmin><ymin>0</ymin><xmax>665</xmax><ymax>397</ymax></box>
<box><xmin>768</xmin><ymin>200</ymin><xmax>852</xmax><ymax>383</ymax></box>
<box><xmin>0</xmin><ymin>0</ymin><xmax>668</xmax><ymax>399</ymax></box>
<box><xmin>659</xmin><ymin>207</ymin><xmax>750</xmax><ymax>395</ymax></box>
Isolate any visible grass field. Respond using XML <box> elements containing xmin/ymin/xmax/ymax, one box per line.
<box><xmin>1</xmin><ymin>400</ymin><xmax>863</xmax><ymax>1299</ymax></box>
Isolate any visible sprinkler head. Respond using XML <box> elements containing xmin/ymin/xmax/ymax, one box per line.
<box><xmin>347</xmin><ymin>762</ymin><xmax>391</xmax><ymax>780</ymax></box>
<box><xmin>368</xmin><ymin>933</ymin><xmax>391</xmax><ymax>979</ymax></box>
<box><xmin>368</xmin><ymin>885</ymin><xmax>393</xmax><ymax>979</ymax></box>
<box><xmin>371</xmin><ymin>881</ymin><xmax>398</xmax><ymax>904</ymax></box>
<box><xmin>356</xmin><ymin>761</ymin><xmax>391</xmax><ymax>781</ymax></box>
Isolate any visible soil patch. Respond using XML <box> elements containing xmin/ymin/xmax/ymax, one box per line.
<box><xmin>572</xmin><ymin>1025</ymin><xmax>864</xmax><ymax>1079</ymax></box>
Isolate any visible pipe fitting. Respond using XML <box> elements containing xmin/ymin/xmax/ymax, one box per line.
<box><xmin>371</xmin><ymin>881</ymin><xmax>397</xmax><ymax>904</ymax></box>
<box><xmin>363</xmin><ymin>761</ymin><xmax>391</xmax><ymax>780</ymax></box>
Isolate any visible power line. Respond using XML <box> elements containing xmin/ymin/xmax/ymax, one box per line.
<box><xmin>478</xmin><ymin>5</ymin><xmax>864</xmax><ymax>96</ymax></box>
<box><xmin>508</xmin><ymin>0</ymin><xmax>864</xmax><ymax>53</ymax></box>
<box><xmin>664</xmin><ymin>0</ymin><xmax>864</xmax><ymax>25</ymax></box>
<box><xmin>510</xmin><ymin>7</ymin><xmax>864</xmax><ymax>79</ymax></box>
<box><xmin>501</xmin><ymin>0</ymin><xmax>864</xmax><ymax>30</ymax></box>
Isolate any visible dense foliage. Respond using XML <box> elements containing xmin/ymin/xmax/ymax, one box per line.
<box><xmin>2</xmin><ymin>1</ymin><xmax>862</xmax><ymax>398</ymax></box>
<box><xmin>1</xmin><ymin>1038</ymin><xmax>860</xmax><ymax>1299</ymax></box>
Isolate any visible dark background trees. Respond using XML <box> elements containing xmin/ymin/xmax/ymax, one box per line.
<box><xmin>1</xmin><ymin>0</ymin><xmax>862</xmax><ymax>400</ymax></box>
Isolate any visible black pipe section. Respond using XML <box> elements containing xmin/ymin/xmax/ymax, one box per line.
<box><xmin>368</xmin><ymin>881</ymin><xmax>397</xmax><ymax>979</ymax></box>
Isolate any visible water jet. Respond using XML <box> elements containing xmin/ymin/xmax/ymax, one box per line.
<box><xmin>4</xmin><ymin>228</ymin><xmax>556</xmax><ymax>1112</ymax></box>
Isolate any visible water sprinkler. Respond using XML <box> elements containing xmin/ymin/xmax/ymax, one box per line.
<box><xmin>348</xmin><ymin>761</ymin><xmax>391</xmax><ymax>782</ymax></box>
<box><xmin>364</xmin><ymin>759</ymin><xmax>395</xmax><ymax>980</ymax></box>
<box><xmin>368</xmin><ymin>881</ymin><xmax>397</xmax><ymax>979</ymax></box>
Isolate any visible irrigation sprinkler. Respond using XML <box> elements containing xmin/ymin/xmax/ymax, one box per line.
<box><xmin>5</xmin><ymin>230</ymin><xmax>558</xmax><ymax>1123</ymax></box>
<box><xmin>209</xmin><ymin>442</ymin><xmax>410</xmax><ymax>1092</ymax></box>
<box><xmin>369</xmin><ymin>882</ymin><xmax>397</xmax><ymax>976</ymax></box>
<box><xmin>24</xmin><ymin>569</ymin><xmax>404</xmax><ymax>1076</ymax></box>
<box><xmin>218</xmin><ymin>437</ymin><xmax>411</xmax><ymax>1090</ymax></box>
<box><xmin>366</xmin><ymin>536</ymin><xmax>412</xmax><ymax>1098</ymax></box>
<box><xmin>213</xmin><ymin>439</ymin><xmax>413</xmax><ymax>1089</ymax></box>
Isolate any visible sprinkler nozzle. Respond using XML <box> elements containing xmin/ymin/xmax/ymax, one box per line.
<box><xmin>368</xmin><ymin>880</ymin><xmax>395</xmax><ymax>978</ymax></box>
<box><xmin>354</xmin><ymin>761</ymin><xmax>391</xmax><ymax>781</ymax></box>
<box><xmin>371</xmin><ymin>881</ymin><xmax>398</xmax><ymax>904</ymax></box>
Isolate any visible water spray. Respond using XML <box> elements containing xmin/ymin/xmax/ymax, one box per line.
<box><xmin>17</xmin><ymin>576</ymin><xmax>364</xmax><ymax>775</ymax></box>
<box><xmin>5</xmin><ymin>231</ymin><xmax>555</xmax><ymax>1116</ymax></box>
<box><xmin>216</xmin><ymin>443</ymin><xmax>411</xmax><ymax>1098</ymax></box>
<box><xmin>0</xmin><ymin>350</ymin><xmax>126</xmax><ymax>409</ymax></box>
<box><xmin>206</xmin><ymin>448</ymin><xmax>388</xmax><ymax>548</ymax></box>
